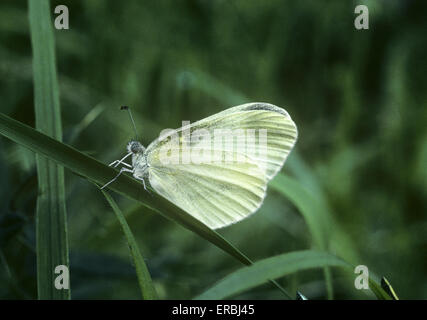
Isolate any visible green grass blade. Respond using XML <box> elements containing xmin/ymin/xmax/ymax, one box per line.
<box><xmin>0</xmin><ymin>112</ymin><xmax>253</xmax><ymax>264</ymax></box>
<box><xmin>380</xmin><ymin>277</ymin><xmax>399</xmax><ymax>300</ymax></box>
<box><xmin>366</xmin><ymin>280</ymin><xmax>389</xmax><ymax>300</ymax></box>
<box><xmin>270</xmin><ymin>174</ymin><xmax>329</xmax><ymax>250</ymax></box>
<box><xmin>101</xmin><ymin>190</ymin><xmax>157</xmax><ymax>299</ymax></box>
<box><xmin>286</xmin><ymin>153</ymin><xmax>360</xmax><ymax>264</ymax></box>
<box><xmin>68</xmin><ymin>103</ymin><xmax>105</xmax><ymax>144</ymax></box>
<box><xmin>269</xmin><ymin>174</ymin><xmax>334</xmax><ymax>298</ymax></box>
<box><xmin>194</xmin><ymin>250</ymin><xmax>349</xmax><ymax>299</ymax></box>
<box><xmin>28</xmin><ymin>0</ymin><xmax>70</xmax><ymax>299</ymax></box>
<box><xmin>195</xmin><ymin>250</ymin><xmax>392</xmax><ymax>300</ymax></box>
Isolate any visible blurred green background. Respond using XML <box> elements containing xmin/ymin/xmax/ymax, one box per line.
<box><xmin>0</xmin><ymin>0</ymin><xmax>426</xmax><ymax>299</ymax></box>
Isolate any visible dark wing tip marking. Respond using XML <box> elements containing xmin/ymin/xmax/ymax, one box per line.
<box><xmin>240</xmin><ymin>102</ymin><xmax>289</xmax><ymax>117</ymax></box>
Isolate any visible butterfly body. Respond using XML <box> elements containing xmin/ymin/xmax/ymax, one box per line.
<box><xmin>128</xmin><ymin>141</ymin><xmax>149</xmax><ymax>181</ymax></box>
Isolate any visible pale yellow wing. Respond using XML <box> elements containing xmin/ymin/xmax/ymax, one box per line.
<box><xmin>145</xmin><ymin>102</ymin><xmax>297</xmax><ymax>229</ymax></box>
<box><xmin>146</xmin><ymin>102</ymin><xmax>298</xmax><ymax>180</ymax></box>
<box><xmin>148</xmin><ymin>157</ymin><xmax>267</xmax><ymax>229</ymax></box>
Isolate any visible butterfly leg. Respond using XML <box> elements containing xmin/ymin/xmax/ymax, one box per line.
<box><xmin>133</xmin><ymin>164</ymin><xmax>151</xmax><ymax>194</ymax></box>
<box><xmin>109</xmin><ymin>153</ymin><xmax>132</xmax><ymax>168</ymax></box>
<box><xmin>100</xmin><ymin>167</ymin><xmax>134</xmax><ymax>190</ymax></box>
<box><xmin>133</xmin><ymin>176</ymin><xmax>150</xmax><ymax>193</ymax></box>
<box><xmin>109</xmin><ymin>159</ymin><xmax>132</xmax><ymax>168</ymax></box>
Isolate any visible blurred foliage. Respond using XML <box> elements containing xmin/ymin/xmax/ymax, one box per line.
<box><xmin>0</xmin><ymin>0</ymin><xmax>426</xmax><ymax>299</ymax></box>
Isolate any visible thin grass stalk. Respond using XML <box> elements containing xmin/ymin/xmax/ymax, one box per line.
<box><xmin>28</xmin><ymin>0</ymin><xmax>70</xmax><ymax>299</ymax></box>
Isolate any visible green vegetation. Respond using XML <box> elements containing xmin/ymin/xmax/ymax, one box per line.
<box><xmin>0</xmin><ymin>0</ymin><xmax>425</xmax><ymax>299</ymax></box>
<box><xmin>28</xmin><ymin>0</ymin><xmax>70</xmax><ymax>300</ymax></box>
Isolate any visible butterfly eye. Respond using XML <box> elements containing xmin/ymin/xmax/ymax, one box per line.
<box><xmin>131</xmin><ymin>143</ymin><xmax>139</xmax><ymax>153</ymax></box>
<box><xmin>127</xmin><ymin>141</ymin><xmax>136</xmax><ymax>153</ymax></box>
<box><xmin>127</xmin><ymin>141</ymin><xmax>144</xmax><ymax>154</ymax></box>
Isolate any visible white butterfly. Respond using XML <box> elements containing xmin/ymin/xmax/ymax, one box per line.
<box><xmin>102</xmin><ymin>102</ymin><xmax>297</xmax><ymax>229</ymax></box>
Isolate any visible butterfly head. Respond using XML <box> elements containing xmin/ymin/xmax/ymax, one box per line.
<box><xmin>127</xmin><ymin>140</ymin><xmax>145</xmax><ymax>154</ymax></box>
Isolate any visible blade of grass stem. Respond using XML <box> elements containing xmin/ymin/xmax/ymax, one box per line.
<box><xmin>270</xmin><ymin>174</ymin><xmax>334</xmax><ymax>298</ymax></box>
<box><xmin>101</xmin><ymin>190</ymin><xmax>157</xmax><ymax>299</ymax></box>
<box><xmin>195</xmin><ymin>250</ymin><xmax>392</xmax><ymax>300</ymax></box>
<box><xmin>28</xmin><ymin>0</ymin><xmax>70</xmax><ymax>299</ymax></box>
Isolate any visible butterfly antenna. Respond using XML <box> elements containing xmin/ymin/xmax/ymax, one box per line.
<box><xmin>120</xmin><ymin>106</ymin><xmax>139</xmax><ymax>140</ymax></box>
